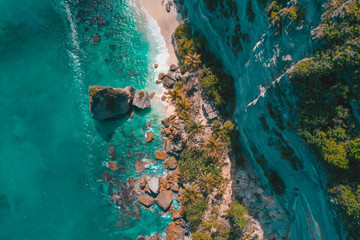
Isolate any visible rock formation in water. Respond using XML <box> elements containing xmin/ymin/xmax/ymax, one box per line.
<box><xmin>89</xmin><ymin>86</ymin><xmax>134</xmax><ymax>120</ymax></box>
<box><xmin>133</xmin><ymin>90</ymin><xmax>151</xmax><ymax>109</ymax></box>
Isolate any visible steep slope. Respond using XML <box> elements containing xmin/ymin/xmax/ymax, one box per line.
<box><xmin>182</xmin><ymin>0</ymin><xmax>345</xmax><ymax>239</ymax></box>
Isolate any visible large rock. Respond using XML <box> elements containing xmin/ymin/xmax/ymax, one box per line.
<box><xmin>166</xmin><ymin>221</ymin><xmax>185</xmax><ymax>240</ymax></box>
<box><xmin>89</xmin><ymin>86</ymin><xmax>134</xmax><ymax>120</ymax></box>
<box><xmin>138</xmin><ymin>196</ymin><xmax>155</xmax><ymax>207</ymax></box>
<box><xmin>155</xmin><ymin>151</ymin><xmax>169</xmax><ymax>160</ymax></box>
<box><xmin>170</xmin><ymin>64</ymin><xmax>178</xmax><ymax>72</ymax></box>
<box><xmin>202</xmin><ymin>99</ymin><xmax>219</xmax><ymax>120</ymax></box>
<box><xmin>165</xmin><ymin>139</ymin><xmax>182</xmax><ymax>154</ymax></box>
<box><xmin>164</xmin><ymin>157</ymin><xmax>178</xmax><ymax>170</ymax></box>
<box><xmin>133</xmin><ymin>90</ymin><xmax>151</xmax><ymax>109</ymax></box>
<box><xmin>163</xmin><ymin>76</ymin><xmax>176</xmax><ymax>89</ymax></box>
<box><xmin>155</xmin><ymin>191</ymin><xmax>173</xmax><ymax>211</ymax></box>
<box><xmin>148</xmin><ymin>178</ymin><xmax>160</xmax><ymax>194</ymax></box>
<box><xmin>145</xmin><ymin>132</ymin><xmax>155</xmax><ymax>142</ymax></box>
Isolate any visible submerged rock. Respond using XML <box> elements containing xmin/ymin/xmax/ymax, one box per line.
<box><xmin>155</xmin><ymin>151</ymin><xmax>169</xmax><ymax>160</ymax></box>
<box><xmin>148</xmin><ymin>178</ymin><xmax>160</xmax><ymax>194</ymax></box>
<box><xmin>155</xmin><ymin>191</ymin><xmax>173</xmax><ymax>211</ymax></box>
<box><xmin>145</xmin><ymin>132</ymin><xmax>155</xmax><ymax>143</ymax></box>
<box><xmin>166</xmin><ymin>221</ymin><xmax>185</xmax><ymax>240</ymax></box>
<box><xmin>89</xmin><ymin>86</ymin><xmax>134</xmax><ymax>120</ymax></box>
<box><xmin>137</xmin><ymin>196</ymin><xmax>155</xmax><ymax>208</ymax></box>
<box><xmin>133</xmin><ymin>90</ymin><xmax>151</xmax><ymax>109</ymax></box>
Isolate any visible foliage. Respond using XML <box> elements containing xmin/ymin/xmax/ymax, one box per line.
<box><xmin>192</xmin><ymin>231</ymin><xmax>212</xmax><ymax>240</ymax></box>
<box><xmin>185</xmin><ymin>52</ymin><xmax>202</xmax><ymax>71</ymax></box>
<box><xmin>185</xmin><ymin>119</ymin><xmax>205</xmax><ymax>138</ymax></box>
<box><xmin>182</xmin><ymin>182</ymin><xmax>202</xmax><ymax>204</ymax></box>
<box><xmin>167</xmin><ymin>86</ymin><xmax>184</xmax><ymax>103</ymax></box>
<box><xmin>184</xmin><ymin>197</ymin><xmax>208</xmax><ymax>230</ymax></box>
<box><xmin>227</xmin><ymin>201</ymin><xmax>248</xmax><ymax>233</ymax></box>
<box><xmin>175</xmin><ymin>97</ymin><xmax>193</xmax><ymax>119</ymax></box>
<box><xmin>203</xmin><ymin>134</ymin><xmax>226</xmax><ymax>160</ymax></box>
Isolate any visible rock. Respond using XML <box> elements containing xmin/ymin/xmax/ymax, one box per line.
<box><xmin>107</xmin><ymin>161</ymin><xmax>117</xmax><ymax>171</ymax></box>
<box><xmin>134</xmin><ymin>158</ymin><xmax>151</xmax><ymax>172</ymax></box>
<box><xmin>89</xmin><ymin>86</ymin><xmax>134</xmax><ymax>120</ymax></box>
<box><xmin>155</xmin><ymin>151</ymin><xmax>169</xmax><ymax>160</ymax></box>
<box><xmin>161</xmin><ymin>117</ymin><xmax>171</xmax><ymax>127</ymax></box>
<box><xmin>108</xmin><ymin>146</ymin><xmax>115</xmax><ymax>154</ymax></box>
<box><xmin>145</xmin><ymin>132</ymin><xmax>155</xmax><ymax>143</ymax></box>
<box><xmin>202</xmin><ymin>99</ymin><xmax>219</xmax><ymax>120</ymax></box>
<box><xmin>164</xmin><ymin>157</ymin><xmax>178</xmax><ymax>170</ymax></box>
<box><xmin>166</xmin><ymin>221</ymin><xmax>185</xmax><ymax>240</ymax></box>
<box><xmin>130</xmin><ymin>112</ymin><xmax>134</xmax><ymax>119</ymax></box>
<box><xmin>154</xmin><ymin>63</ymin><xmax>159</xmax><ymax>68</ymax></box>
<box><xmin>165</xmin><ymin>2</ymin><xmax>171</xmax><ymax>12</ymax></box>
<box><xmin>133</xmin><ymin>90</ymin><xmax>151</xmax><ymax>109</ymax></box>
<box><xmin>129</xmin><ymin>71</ymin><xmax>139</xmax><ymax>77</ymax></box>
<box><xmin>146</xmin><ymin>121</ymin><xmax>152</xmax><ymax>128</ymax></box>
<box><xmin>91</xmin><ymin>33</ymin><xmax>101</xmax><ymax>43</ymax></box>
<box><xmin>158</xmin><ymin>73</ymin><xmax>166</xmax><ymax>80</ymax></box>
<box><xmin>138</xmin><ymin>196</ymin><xmax>155</xmax><ymax>207</ymax></box>
<box><xmin>163</xmin><ymin>76</ymin><xmax>176</xmax><ymax>89</ymax></box>
<box><xmin>140</xmin><ymin>175</ymin><xmax>147</xmax><ymax>189</ymax></box>
<box><xmin>155</xmin><ymin>80</ymin><xmax>162</xmax><ymax>84</ymax></box>
<box><xmin>155</xmin><ymin>191</ymin><xmax>173</xmax><ymax>211</ymax></box>
<box><xmin>165</xmin><ymin>139</ymin><xmax>182</xmax><ymax>154</ymax></box>
<box><xmin>170</xmin><ymin>64</ymin><xmax>178</xmax><ymax>72</ymax></box>
<box><xmin>171</xmin><ymin>208</ymin><xmax>184</xmax><ymax>220</ymax></box>
<box><xmin>161</xmin><ymin>95</ymin><xmax>166</xmax><ymax>101</ymax></box>
<box><xmin>149</xmin><ymin>92</ymin><xmax>155</xmax><ymax>99</ymax></box>
<box><xmin>148</xmin><ymin>178</ymin><xmax>160</xmax><ymax>194</ymax></box>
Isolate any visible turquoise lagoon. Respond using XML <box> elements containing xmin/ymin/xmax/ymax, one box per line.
<box><xmin>0</xmin><ymin>0</ymin><xmax>172</xmax><ymax>239</ymax></box>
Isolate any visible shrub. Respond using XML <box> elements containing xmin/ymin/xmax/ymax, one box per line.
<box><xmin>227</xmin><ymin>200</ymin><xmax>248</xmax><ymax>233</ymax></box>
<box><xmin>184</xmin><ymin>197</ymin><xmax>208</xmax><ymax>230</ymax></box>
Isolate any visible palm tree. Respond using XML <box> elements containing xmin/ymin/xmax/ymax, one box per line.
<box><xmin>167</xmin><ymin>86</ymin><xmax>183</xmax><ymax>103</ymax></box>
<box><xmin>175</xmin><ymin>97</ymin><xmax>192</xmax><ymax>119</ymax></box>
<box><xmin>186</xmin><ymin>119</ymin><xmax>205</xmax><ymax>138</ymax></box>
<box><xmin>199</xmin><ymin>173</ymin><xmax>216</xmax><ymax>194</ymax></box>
<box><xmin>184</xmin><ymin>52</ymin><xmax>201</xmax><ymax>71</ymax></box>
<box><xmin>182</xmin><ymin>182</ymin><xmax>201</xmax><ymax>204</ymax></box>
<box><xmin>203</xmin><ymin>134</ymin><xmax>225</xmax><ymax>159</ymax></box>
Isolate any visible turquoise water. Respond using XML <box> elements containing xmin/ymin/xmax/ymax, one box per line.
<box><xmin>0</xmin><ymin>0</ymin><xmax>172</xmax><ymax>239</ymax></box>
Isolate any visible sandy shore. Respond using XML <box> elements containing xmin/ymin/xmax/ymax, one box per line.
<box><xmin>140</xmin><ymin>0</ymin><xmax>182</xmax><ymax>66</ymax></box>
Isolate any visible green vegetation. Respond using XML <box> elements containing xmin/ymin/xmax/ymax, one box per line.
<box><xmin>184</xmin><ymin>197</ymin><xmax>208</xmax><ymax>230</ymax></box>
<box><xmin>175</xmin><ymin>97</ymin><xmax>193</xmax><ymax>119</ymax></box>
<box><xmin>227</xmin><ymin>200</ymin><xmax>248</xmax><ymax>234</ymax></box>
<box><xmin>185</xmin><ymin>119</ymin><xmax>205</xmax><ymax>138</ymax></box>
<box><xmin>288</xmin><ymin>0</ymin><xmax>360</xmax><ymax>236</ymax></box>
<box><xmin>174</xmin><ymin>23</ymin><xmax>235</xmax><ymax>110</ymax></box>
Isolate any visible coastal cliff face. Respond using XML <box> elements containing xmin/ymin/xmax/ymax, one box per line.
<box><xmin>182</xmin><ymin>0</ymin><xmax>346</xmax><ymax>239</ymax></box>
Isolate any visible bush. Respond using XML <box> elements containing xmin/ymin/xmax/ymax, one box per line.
<box><xmin>184</xmin><ymin>197</ymin><xmax>208</xmax><ymax>230</ymax></box>
<box><xmin>227</xmin><ymin>200</ymin><xmax>248</xmax><ymax>233</ymax></box>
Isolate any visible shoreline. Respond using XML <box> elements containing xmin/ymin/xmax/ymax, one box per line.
<box><xmin>140</xmin><ymin>0</ymin><xmax>181</xmax><ymax>67</ymax></box>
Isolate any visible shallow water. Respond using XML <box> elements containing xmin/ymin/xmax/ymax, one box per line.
<box><xmin>0</xmin><ymin>0</ymin><xmax>171</xmax><ymax>239</ymax></box>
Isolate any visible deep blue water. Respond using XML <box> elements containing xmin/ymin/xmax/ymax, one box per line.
<box><xmin>0</xmin><ymin>0</ymin><xmax>171</xmax><ymax>239</ymax></box>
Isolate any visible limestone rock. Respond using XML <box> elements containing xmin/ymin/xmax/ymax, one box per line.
<box><xmin>163</xmin><ymin>76</ymin><xmax>175</xmax><ymax>89</ymax></box>
<box><xmin>148</xmin><ymin>178</ymin><xmax>160</xmax><ymax>194</ymax></box>
<box><xmin>133</xmin><ymin>90</ymin><xmax>151</xmax><ymax>109</ymax></box>
<box><xmin>164</xmin><ymin>157</ymin><xmax>178</xmax><ymax>170</ymax></box>
<box><xmin>145</xmin><ymin>132</ymin><xmax>155</xmax><ymax>143</ymax></box>
<box><xmin>170</xmin><ymin>64</ymin><xmax>178</xmax><ymax>72</ymax></box>
<box><xmin>155</xmin><ymin>151</ymin><xmax>169</xmax><ymax>160</ymax></box>
<box><xmin>89</xmin><ymin>86</ymin><xmax>134</xmax><ymax>120</ymax></box>
<box><xmin>138</xmin><ymin>196</ymin><xmax>155</xmax><ymax>208</ymax></box>
<box><xmin>166</xmin><ymin>221</ymin><xmax>185</xmax><ymax>240</ymax></box>
<box><xmin>155</xmin><ymin>191</ymin><xmax>173</xmax><ymax>211</ymax></box>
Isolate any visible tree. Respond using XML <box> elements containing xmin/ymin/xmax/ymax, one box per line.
<box><xmin>184</xmin><ymin>52</ymin><xmax>201</xmax><ymax>71</ymax></box>
<box><xmin>199</xmin><ymin>172</ymin><xmax>216</xmax><ymax>194</ymax></box>
<box><xmin>167</xmin><ymin>86</ymin><xmax>184</xmax><ymax>103</ymax></box>
<box><xmin>175</xmin><ymin>97</ymin><xmax>193</xmax><ymax>119</ymax></box>
<box><xmin>186</xmin><ymin>119</ymin><xmax>205</xmax><ymax>138</ymax></box>
<box><xmin>349</xmin><ymin>138</ymin><xmax>360</xmax><ymax>162</ymax></box>
<box><xmin>182</xmin><ymin>182</ymin><xmax>201</xmax><ymax>204</ymax></box>
<box><xmin>203</xmin><ymin>134</ymin><xmax>225</xmax><ymax>159</ymax></box>
<box><xmin>227</xmin><ymin>201</ymin><xmax>248</xmax><ymax>233</ymax></box>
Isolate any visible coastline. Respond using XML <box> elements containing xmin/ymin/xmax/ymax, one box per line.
<box><xmin>139</xmin><ymin>0</ymin><xmax>181</xmax><ymax>66</ymax></box>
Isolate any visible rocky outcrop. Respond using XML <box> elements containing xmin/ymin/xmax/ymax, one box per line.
<box><xmin>202</xmin><ymin>99</ymin><xmax>219</xmax><ymax>120</ymax></box>
<box><xmin>164</xmin><ymin>157</ymin><xmax>178</xmax><ymax>170</ymax></box>
<box><xmin>138</xmin><ymin>196</ymin><xmax>155</xmax><ymax>208</ymax></box>
<box><xmin>148</xmin><ymin>178</ymin><xmax>160</xmax><ymax>194</ymax></box>
<box><xmin>166</xmin><ymin>221</ymin><xmax>185</xmax><ymax>240</ymax></box>
<box><xmin>165</xmin><ymin>138</ymin><xmax>182</xmax><ymax>154</ymax></box>
<box><xmin>163</xmin><ymin>76</ymin><xmax>176</xmax><ymax>89</ymax></box>
<box><xmin>145</xmin><ymin>132</ymin><xmax>155</xmax><ymax>143</ymax></box>
<box><xmin>155</xmin><ymin>151</ymin><xmax>169</xmax><ymax>160</ymax></box>
<box><xmin>133</xmin><ymin>90</ymin><xmax>151</xmax><ymax>109</ymax></box>
<box><xmin>170</xmin><ymin>64</ymin><xmax>178</xmax><ymax>72</ymax></box>
<box><xmin>155</xmin><ymin>191</ymin><xmax>173</xmax><ymax>211</ymax></box>
<box><xmin>89</xmin><ymin>86</ymin><xmax>134</xmax><ymax>120</ymax></box>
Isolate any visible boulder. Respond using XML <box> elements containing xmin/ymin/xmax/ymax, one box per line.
<box><xmin>133</xmin><ymin>90</ymin><xmax>151</xmax><ymax>109</ymax></box>
<box><xmin>155</xmin><ymin>151</ymin><xmax>169</xmax><ymax>160</ymax></box>
<box><xmin>108</xmin><ymin>146</ymin><xmax>115</xmax><ymax>154</ymax></box>
<box><xmin>202</xmin><ymin>99</ymin><xmax>219</xmax><ymax>120</ymax></box>
<box><xmin>149</xmin><ymin>92</ymin><xmax>155</xmax><ymax>99</ymax></box>
<box><xmin>164</xmin><ymin>157</ymin><xmax>178</xmax><ymax>170</ymax></box>
<box><xmin>154</xmin><ymin>63</ymin><xmax>159</xmax><ymax>68</ymax></box>
<box><xmin>158</xmin><ymin>73</ymin><xmax>166</xmax><ymax>80</ymax></box>
<box><xmin>145</xmin><ymin>132</ymin><xmax>155</xmax><ymax>143</ymax></box>
<box><xmin>171</xmin><ymin>208</ymin><xmax>184</xmax><ymax>220</ymax></box>
<box><xmin>155</xmin><ymin>80</ymin><xmax>162</xmax><ymax>84</ymax></box>
<box><xmin>165</xmin><ymin>139</ymin><xmax>182</xmax><ymax>154</ymax></box>
<box><xmin>169</xmin><ymin>64</ymin><xmax>178</xmax><ymax>72</ymax></box>
<box><xmin>107</xmin><ymin>161</ymin><xmax>117</xmax><ymax>171</ymax></box>
<box><xmin>155</xmin><ymin>191</ymin><xmax>173</xmax><ymax>211</ymax></box>
<box><xmin>161</xmin><ymin>117</ymin><xmax>171</xmax><ymax>127</ymax></box>
<box><xmin>148</xmin><ymin>178</ymin><xmax>160</xmax><ymax>194</ymax></box>
<box><xmin>161</xmin><ymin>95</ymin><xmax>166</xmax><ymax>101</ymax></box>
<box><xmin>166</xmin><ymin>221</ymin><xmax>185</xmax><ymax>240</ymax></box>
<box><xmin>89</xmin><ymin>86</ymin><xmax>134</xmax><ymax>120</ymax></box>
<box><xmin>163</xmin><ymin>76</ymin><xmax>176</xmax><ymax>89</ymax></box>
<box><xmin>138</xmin><ymin>196</ymin><xmax>155</xmax><ymax>207</ymax></box>
<box><xmin>140</xmin><ymin>175</ymin><xmax>147</xmax><ymax>189</ymax></box>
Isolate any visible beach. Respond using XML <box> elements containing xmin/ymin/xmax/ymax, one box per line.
<box><xmin>140</xmin><ymin>0</ymin><xmax>182</xmax><ymax>66</ymax></box>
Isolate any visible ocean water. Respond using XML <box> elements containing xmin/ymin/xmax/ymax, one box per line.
<box><xmin>0</xmin><ymin>0</ymin><xmax>172</xmax><ymax>239</ymax></box>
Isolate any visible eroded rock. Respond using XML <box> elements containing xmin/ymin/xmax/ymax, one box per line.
<box><xmin>133</xmin><ymin>90</ymin><xmax>151</xmax><ymax>109</ymax></box>
<box><xmin>148</xmin><ymin>178</ymin><xmax>160</xmax><ymax>194</ymax></box>
<box><xmin>155</xmin><ymin>190</ymin><xmax>173</xmax><ymax>211</ymax></box>
<box><xmin>155</xmin><ymin>151</ymin><xmax>169</xmax><ymax>160</ymax></box>
<box><xmin>138</xmin><ymin>196</ymin><xmax>155</xmax><ymax>208</ymax></box>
